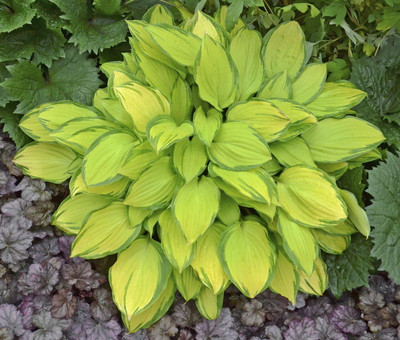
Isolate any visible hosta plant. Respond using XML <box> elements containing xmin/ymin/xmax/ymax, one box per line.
<box><xmin>13</xmin><ymin>5</ymin><xmax>385</xmax><ymax>333</ymax></box>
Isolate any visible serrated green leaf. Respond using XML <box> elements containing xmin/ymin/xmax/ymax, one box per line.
<box><xmin>0</xmin><ymin>107</ymin><xmax>31</xmax><ymax>148</ymax></box>
<box><xmin>0</xmin><ymin>0</ymin><xmax>36</xmax><ymax>33</ymax></box>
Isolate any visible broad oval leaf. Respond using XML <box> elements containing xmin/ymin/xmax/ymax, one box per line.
<box><xmin>173</xmin><ymin>267</ymin><xmax>202</xmax><ymax>301</ymax></box>
<box><xmin>109</xmin><ymin>237</ymin><xmax>172</xmax><ymax>317</ymax></box>
<box><xmin>217</xmin><ymin>193</ymin><xmax>240</xmax><ymax>226</ymax></box>
<box><xmin>190</xmin><ymin>11</ymin><xmax>226</xmax><ymax>45</ymax></box>
<box><xmin>219</xmin><ymin>220</ymin><xmax>276</xmax><ymax>298</ymax></box>
<box><xmin>292</xmin><ymin>63</ymin><xmax>327</xmax><ymax>104</ymax></box>
<box><xmin>172</xmin><ymin>176</ymin><xmax>220</xmax><ymax>244</ymax></box>
<box><xmin>191</xmin><ymin>223</ymin><xmax>229</xmax><ymax>295</ymax></box>
<box><xmin>263</xmin><ymin>21</ymin><xmax>306</xmax><ymax>79</ymax></box>
<box><xmin>311</xmin><ymin>229</ymin><xmax>350</xmax><ymax>254</ymax></box>
<box><xmin>71</xmin><ymin>202</ymin><xmax>141</xmax><ymax>259</ymax></box>
<box><xmin>226</xmin><ymin>100</ymin><xmax>291</xmax><ymax>142</ymax></box>
<box><xmin>277</xmin><ymin>166</ymin><xmax>347</xmax><ymax>228</ymax></box>
<box><xmin>195</xmin><ymin>286</ymin><xmax>224</xmax><ymax>320</ymax></box>
<box><xmin>170</xmin><ymin>76</ymin><xmax>192</xmax><ymax>124</ymax></box>
<box><xmin>258</xmin><ymin>71</ymin><xmax>292</xmax><ymax>100</ymax></box>
<box><xmin>299</xmin><ymin>257</ymin><xmax>328</xmax><ymax>296</ymax></box>
<box><xmin>208</xmin><ymin>121</ymin><xmax>272</xmax><ymax>171</ymax></box>
<box><xmin>194</xmin><ymin>35</ymin><xmax>237</xmax><ymax>110</ymax></box>
<box><xmin>302</xmin><ymin>117</ymin><xmax>385</xmax><ymax>163</ymax></box>
<box><xmin>269</xmin><ymin>137</ymin><xmax>315</xmax><ymax>167</ymax></box>
<box><xmin>19</xmin><ymin>105</ymin><xmax>53</xmax><ymax>142</ymax></box>
<box><xmin>193</xmin><ymin>107</ymin><xmax>222</xmax><ymax>146</ymax></box>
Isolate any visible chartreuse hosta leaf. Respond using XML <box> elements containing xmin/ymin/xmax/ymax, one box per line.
<box><xmin>340</xmin><ymin>189</ymin><xmax>370</xmax><ymax>237</ymax></box>
<box><xmin>147</xmin><ymin>115</ymin><xmax>194</xmax><ymax>153</ymax></box>
<box><xmin>263</xmin><ymin>21</ymin><xmax>306</xmax><ymax>79</ymax></box>
<box><xmin>299</xmin><ymin>257</ymin><xmax>328</xmax><ymax>296</ymax></box>
<box><xmin>115</xmin><ymin>82</ymin><xmax>170</xmax><ymax>134</ymax></box>
<box><xmin>209</xmin><ymin>163</ymin><xmax>276</xmax><ymax>205</ymax></box>
<box><xmin>193</xmin><ymin>107</ymin><xmax>222</xmax><ymax>146</ymax></box>
<box><xmin>302</xmin><ymin>117</ymin><xmax>385</xmax><ymax>163</ymax></box>
<box><xmin>311</xmin><ymin>229</ymin><xmax>350</xmax><ymax>254</ymax></box>
<box><xmin>173</xmin><ymin>267</ymin><xmax>202</xmax><ymax>301</ymax></box>
<box><xmin>52</xmin><ymin>194</ymin><xmax>112</xmax><ymax>235</ymax></box>
<box><xmin>270</xmin><ymin>137</ymin><xmax>315</xmax><ymax>167</ymax></box>
<box><xmin>195</xmin><ymin>286</ymin><xmax>224</xmax><ymax>320</ymax></box>
<box><xmin>82</xmin><ymin>131</ymin><xmax>138</xmax><ymax>187</ymax></box>
<box><xmin>172</xmin><ymin>176</ymin><xmax>220</xmax><ymax>244</ymax></box>
<box><xmin>227</xmin><ymin>100</ymin><xmax>291</xmax><ymax>142</ymax></box>
<box><xmin>217</xmin><ymin>193</ymin><xmax>240</xmax><ymax>226</ymax></box>
<box><xmin>269</xmin><ymin>250</ymin><xmax>299</xmax><ymax>304</ymax></box>
<box><xmin>170</xmin><ymin>77</ymin><xmax>192</xmax><ymax>124</ymax></box>
<box><xmin>194</xmin><ymin>35</ymin><xmax>237</xmax><ymax>110</ymax></box>
<box><xmin>190</xmin><ymin>11</ymin><xmax>226</xmax><ymax>45</ymax></box>
<box><xmin>292</xmin><ymin>63</ymin><xmax>327</xmax><ymax>104</ymax></box>
<box><xmin>208</xmin><ymin>121</ymin><xmax>271</xmax><ymax>170</ymax></box>
<box><xmin>323</xmin><ymin>220</ymin><xmax>357</xmax><ymax>235</ymax></box>
<box><xmin>71</xmin><ymin>202</ymin><xmax>141</xmax><ymax>259</ymax></box>
<box><xmin>191</xmin><ymin>223</ymin><xmax>229</xmax><ymax>294</ymax></box>
<box><xmin>14</xmin><ymin>142</ymin><xmax>80</xmax><ymax>184</ymax></box>
<box><xmin>173</xmin><ymin>137</ymin><xmax>208</xmax><ymax>182</ymax></box>
<box><xmin>144</xmin><ymin>4</ymin><xmax>174</xmax><ymax>25</ymax></box>
<box><xmin>19</xmin><ymin>105</ymin><xmax>53</xmax><ymax>142</ymax></box>
<box><xmin>159</xmin><ymin>209</ymin><xmax>195</xmax><ymax>272</ymax></box>
<box><xmin>219</xmin><ymin>220</ymin><xmax>276</xmax><ymax>298</ymax></box>
<box><xmin>128</xmin><ymin>206</ymin><xmax>152</xmax><ymax>229</ymax></box>
<box><xmin>124</xmin><ymin>157</ymin><xmax>181</xmax><ymax>209</ymax></box>
<box><xmin>122</xmin><ymin>276</ymin><xmax>175</xmax><ymax>333</ymax></box>
<box><xmin>258</xmin><ymin>71</ymin><xmax>291</xmax><ymax>100</ymax></box>
<box><xmin>230</xmin><ymin>28</ymin><xmax>263</xmax><ymax>101</ymax></box>
<box><xmin>110</xmin><ymin>237</ymin><xmax>172</xmax><ymax>318</ymax></box>
<box><xmin>277</xmin><ymin>166</ymin><xmax>347</xmax><ymax>228</ymax></box>
<box><xmin>317</xmin><ymin>162</ymin><xmax>349</xmax><ymax>180</ymax></box>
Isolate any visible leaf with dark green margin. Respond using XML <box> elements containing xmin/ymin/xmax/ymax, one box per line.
<box><xmin>323</xmin><ymin>234</ymin><xmax>374</xmax><ymax>298</ymax></box>
<box><xmin>49</xmin><ymin>0</ymin><xmax>127</xmax><ymax>53</ymax></box>
<box><xmin>123</xmin><ymin>0</ymin><xmax>167</xmax><ymax>19</ymax></box>
<box><xmin>1</xmin><ymin>45</ymin><xmax>102</xmax><ymax>113</ymax></box>
<box><xmin>32</xmin><ymin>0</ymin><xmax>67</xmax><ymax>28</ymax></box>
<box><xmin>0</xmin><ymin>18</ymin><xmax>66</xmax><ymax>67</ymax></box>
<box><xmin>0</xmin><ymin>0</ymin><xmax>36</xmax><ymax>33</ymax></box>
<box><xmin>350</xmin><ymin>35</ymin><xmax>400</xmax><ymax>148</ymax></box>
<box><xmin>366</xmin><ymin>152</ymin><xmax>400</xmax><ymax>285</ymax></box>
<box><xmin>337</xmin><ymin>166</ymin><xmax>366</xmax><ymax>207</ymax></box>
<box><xmin>0</xmin><ymin>106</ymin><xmax>32</xmax><ymax>147</ymax></box>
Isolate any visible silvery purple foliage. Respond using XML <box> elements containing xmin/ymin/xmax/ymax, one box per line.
<box><xmin>195</xmin><ymin>308</ymin><xmax>239</xmax><ymax>340</ymax></box>
<box><xmin>315</xmin><ymin>317</ymin><xmax>347</xmax><ymax>340</ymax></box>
<box><xmin>0</xmin><ymin>304</ymin><xmax>25</xmax><ymax>337</ymax></box>
<box><xmin>331</xmin><ymin>305</ymin><xmax>367</xmax><ymax>335</ymax></box>
<box><xmin>264</xmin><ymin>325</ymin><xmax>282</xmax><ymax>340</ymax></box>
<box><xmin>283</xmin><ymin>318</ymin><xmax>320</xmax><ymax>340</ymax></box>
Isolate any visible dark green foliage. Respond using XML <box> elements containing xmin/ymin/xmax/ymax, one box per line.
<box><xmin>0</xmin><ymin>107</ymin><xmax>31</xmax><ymax>148</ymax></box>
<box><xmin>337</xmin><ymin>167</ymin><xmax>366</xmax><ymax>207</ymax></box>
<box><xmin>0</xmin><ymin>0</ymin><xmax>36</xmax><ymax>33</ymax></box>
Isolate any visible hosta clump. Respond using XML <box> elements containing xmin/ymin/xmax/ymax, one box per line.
<box><xmin>14</xmin><ymin>5</ymin><xmax>385</xmax><ymax>333</ymax></box>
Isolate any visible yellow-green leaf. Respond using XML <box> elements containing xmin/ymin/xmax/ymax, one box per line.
<box><xmin>269</xmin><ymin>137</ymin><xmax>315</xmax><ymax>167</ymax></box>
<box><xmin>19</xmin><ymin>105</ymin><xmax>53</xmax><ymax>142</ymax></box>
<box><xmin>302</xmin><ymin>117</ymin><xmax>385</xmax><ymax>163</ymax></box>
<box><xmin>299</xmin><ymin>257</ymin><xmax>328</xmax><ymax>296</ymax></box>
<box><xmin>190</xmin><ymin>11</ymin><xmax>226</xmax><ymax>45</ymax></box>
<box><xmin>195</xmin><ymin>286</ymin><xmax>224</xmax><ymax>320</ymax></box>
<box><xmin>51</xmin><ymin>194</ymin><xmax>111</xmax><ymax>235</ymax></box>
<box><xmin>144</xmin><ymin>4</ymin><xmax>174</xmax><ymax>25</ymax></box>
<box><xmin>109</xmin><ymin>237</ymin><xmax>172</xmax><ymax>317</ymax></box>
<box><xmin>322</xmin><ymin>220</ymin><xmax>358</xmax><ymax>235</ymax></box>
<box><xmin>122</xmin><ymin>276</ymin><xmax>175</xmax><ymax>333</ymax></box>
<box><xmin>124</xmin><ymin>157</ymin><xmax>181</xmax><ymax>209</ymax></box>
<box><xmin>159</xmin><ymin>209</ymin><xmax>195</xmax><ymax>272</ymax></box>
<box><xmin>278</xmin><ymin>210</ymin><xmax>318</xmax><ymax>276</ymax></box>
<box><xmin>226</xmin><ymin>100</ymin><xmax>291</xmax><ymax>142</ymax></box>
<box><xmin>317</xmin><ymin>162</ymin><xmax>349</xmax><ymax>180</ymax></box>
<box><xmin>145</xmin><ymin>24</ymin><xmax>201</xmax><ymax>66</ymax></box>
<box><xmin>292</xmin><ymin>63</ymin><xmax>327</xmax><ymax>104</ymax></box>
<box><xmin>269</xmin><ymin>250</ymin><xmax>299</xmax><ymax>304</ymax></box>
<box><xmin>340</xmin><ymin>189</ymin><xmax>370</xmax><ymax>237</ymax></box>
<box><xmin>263</xmin><ymin>21</ymin><xmax>306</xmax><ymax>79</ymax></box>
<box><xmin>71</xmin><ymin>202</ymin><xmax>141</xmax><ymax>259</ymax></box>
<box><xmin>277</xmin><ymin>166</ymin><xmax>347</xmax><ymax>228</ymax></box>
<box><xmin>230</xmin><ymin>28</ymin><xmax>263</xmax><ymax>101</ymax></box>
<box><xmin>115</xmin><ymin>82</ymin><xmax>170</xmax><ymax>134</ymax></box>
<box><xmin>258</xmin><ymin>71</ymin><xmax>292</xmax><ymax>100</ymax></box>
<box><xmin>82</xmin><ymin>131</ymin><xmax>137</xmax><ymax>186</ymax></box>
<box><xmin>193</xmin><ymin>107</ymin><xmax>222</xmax><ymax>146</ymax></box>
<box><xmin>173</xmin><ymin>267</ymin><xmax>202</xmax><ymax>301</ymax></box>
<box><xmin>209</xmin><ymin>163</ymin><xmax>276</xmax><ymax>205</ymax></box>
<box><xmin>191</xmin><ymin>223</ymin><xmax>229</xmax><ymax>294</ymax></box>
<box><xmin>311</xmin><ymin>229</ymin><xmax>350</xmax><ymax>254</ymax></box>
<box><xmin>14</xmin><ymin>142</ymin><xmax>80</xmax><ymax>184</ymax></box>
<box><xmin>208</xmin><ymin>122</ymin><xmax>271</xmax><ymax>170</ymax></box>
<box><xmin>147</xmin><ymin>115</ymin><xmax>194</xmax><ymax>153</ymax></box>
<box><xmin>194</xmin><ymin>35</ymin><xmax>237</xmax><ymax>110</ymax></box>
<box><xmin>172</xmin><ymin>176</ymin><xmax>220</xmax><ymax>244</ymax></box>
<box><xmin>173</xmin><ymin>137</ymin><xmax>208</xmax><ymax>182</ymax></box>
<box><xmin>217</xmin><ymin>193</ymin><xmax>240</xmax><ymax>226</ymax></box>
<box><xmin>306</xmin><ymin>82</ymin><xmax>366</xmax><ymax>118</ymax></box>
<box><xmin>170</xmin><ymin>76</ymin><xmax>192</xmax><ymax>124</ymax></box>
<box><xmin>219</xmin><ymin>220</ymin><xmax>276</xmax><ymax>298</ymax></box>
<box><xmin>128</xmin><ymin>206</ymin><xmax>152</xmax><ymax>229</ymax></box>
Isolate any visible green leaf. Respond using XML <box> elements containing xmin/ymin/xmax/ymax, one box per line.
<box><xmin>0</xmin><ymin>0</ymin><xmax>36</xmax><ymax>33</ymax></box>
<box><xmin>0</xmin><ymin>107</ymin><xmax>31</xmax><ymax>148</ymax></box>
<box><xmin>225</xmin><ymin>0</ymin><xmax>244</xmax><ymax>31</ymax></box>
<box><xmin>337</xmin><ymin>167</ymin><xmax>366</xmax><ymax>207</ymax></box>
<box><xmin>193</xmin><ymin>107</ymin><xmax>222</xmax><ymax>147</ymax></box>
<box><xmin>94</xmin><ymin>0</ymin><xmax>121</xmax><ymax>16</ymax></box>
<box><xmin>173</xmin><ymin>267</ymin><xmax>202</xmax><ymax>301</ymax></box>
<box><xmin>195</xmin><ymin>286</ymin><xmax>224</xmax><ymax>320</ymax></box>
<box><xmin>49</xmin><ymin>0</ymin><xmax>127</xmax><ymax>53</ymax></box>
<box><xmin>0</xmin><ymin>18</ymin><xmax>66</xmax><ymax>67</ymax></box>
<box><xmin>367</xmin><ymin>152</ymin><xmax>400</xmax><ymax>284</ymax></box>
<box><xmin>1</xmin><ymin>46</ymin><xmax>102</xmax><ymax>114</ymax></box>
<box><xmin>194</xmin><ymin>35</ymin><xmax>237</xmax><ymax>110</ymax></box>
<box><xmin>323</xmin><ymin>234</ymin><xmax>374</xmax><ymax>298</ymax></box>
<box><xmin>292</xmin><ymin>63</ymin><xmax>326</xmax><ymax>105</ymax></box>
<box><xmin>257</xmin><ymin>71</ymin><xmax>291</xmax><ymax>100</ymax></box>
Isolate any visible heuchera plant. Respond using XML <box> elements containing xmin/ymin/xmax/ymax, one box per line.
<box><xmin>13</xmin><ymin>4</ymin><xmax>385</xmax><ymax>333</ymax></box>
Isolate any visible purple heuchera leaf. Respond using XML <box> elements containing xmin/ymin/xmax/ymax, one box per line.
<box><xmin>195</xmin><ymin>308</ymin><xmax>239</xmax><ymax>340</ymax></box>
<box><xmin>32</xmin><ymin>311</ymin><xmax>71</xmax><ymax>340</ymax></box>
<box><xmin>0</xmin><ymin>327</ymin><xmax>14</xmax><ymax>340</ymax></box>
<box><xmin>58</xmin><ymin>236</ymin><xmax>75</xmax><ymax>259</ymax></box>
<box><xmin>0</xmin><ymin>304</ymin><xmax>25</xmax><ymax>336</ymax></box>
<box><xmin>283</xmin><ymin>318</ymin><xmax>320</xmax><ymax>340</ymax></box>
<box><xmin>32</xmin><ymin>295</ymin><xmax>53</xmax><ymax>313</ymax></box>
<box><xmin>331</xmin><ymin>305</ymin><xmax>367</xmax><ymax>335</ymax></box>
<box><xmin>19</xmin><ymin>297</ymin><xmax>34</xmax><ymax>330</ymax></box>
<box><xmin>264</xmin><ymin>325</ymin><xmax>282</xmax><ymax>340</ymax></box>
<box><xmin>315</xmin><ymin>317</ymin><xmax>347</xmax><ymax>340</ymax></box>
<box><xmin>90</xmin><ymin>288</ymin><xmax>118</xmax><ymax>322</ymax></box>
<box><xmin>259</xmin><ymin>290</ymin><xmax>289</xmax><ymax>320</ymax></box>
<box><xmin>84</xmin><ymin>317</ymin><xmax>122</xmax><ymax>340</ymax></box>
<box><xmin>51</xmin><ymin>289</ymin><xmax>77</xmax><ymax>319</ymax></box>
<box><xmin>240</xmin><ymin>299</ymin><xmax>266</xmax><ymax>327</ymax></box>
<box><xmin>26</xmin><ymin>262</ymin><xmax>59</xmax><ymax>295</ymax></box>
<box><xmin>1</xmin><ymin>199</ymin><xmax>33</xmax><ymax>230</ymax></box>
<box><xmin>0</xmin><ymin>217</ymin><xmax>33</xmax><ymax>265</ymax></box>
<box><xmin>29</xmin><ymin>238</ymin><xmax>60</xmax><ymax>262</ymax></box>
<box><xmin>67</xmin><ymin>301</ymin><xmax>92</xmax><ymax>339</ymax></box>
<box><xmin>0</xmin><ymin>168</ymin><xmax>16</xmax><ymax>195</ymax></box>
<box><xmin>62</xmin><ymin>262</ymin><xmax>106</xmax><ymax>291</ymax></box>
<box><xmin>148</xmin><ymin>315</ymin><xmax>178</xmax><ymax>340</ymax></box>
<box><xmin>301</xmin><ymin>296</ymin><xmax>334</xmax><ymax>319</ymax></box>
<box><xmin>0</xmin><ymin>273</ymin><xmax>19</xmax><ymax>304</ymax></box>
<box><xmin>172</xmin><ymin>301</ymin><xmax>202</xmax><ymax>328</ymax></box>
<box><xmin>17</xmin><ymin>178</ymin><xmax>52</xmax><ymax>202</ymax></box>
<box><xmin>25</xmin><ymin>201</ymin><xmax>55</xmax><ymax>226</ymax></box>
<box><xmin>121</xmin><ymin>329</ymin><xmax>149</xmax><ymax>340</ymax></box>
